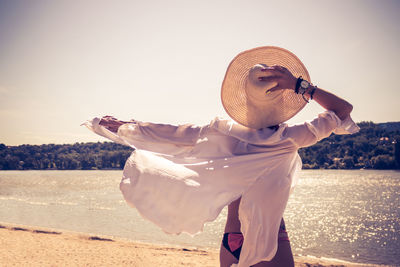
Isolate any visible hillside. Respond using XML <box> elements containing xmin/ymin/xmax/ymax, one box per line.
<box><xmin>1</xmin><ymin>122</ymin><xmax>399</xmax><ymax>170</ymax></box>
<box><xmin>299</xmin><ymin>121</ymin><xmax>400</xmax><ymax>169</ymax></box>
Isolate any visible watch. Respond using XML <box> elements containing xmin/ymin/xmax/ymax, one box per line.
<box><xmin>298</xmin><ymin>80</ymin><xmax>310</xmax><ymax>95</ymax></box>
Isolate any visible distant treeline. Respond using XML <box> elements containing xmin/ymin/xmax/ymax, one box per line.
<box><xmin>0</xmin><ymin>142</ymin><xmax>133</xmax><ymax>170</ymax></box>
<box><xmin>299</xmin><ymin>122</ymin><xmax>400</xmax><ymax>169</ymax></box>
<box><xmin>1</xmin><ymin>121</ymin><xmax>400</xmax><ymax>170</ymax></box>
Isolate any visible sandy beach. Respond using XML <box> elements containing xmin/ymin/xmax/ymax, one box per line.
<box><xmin>0</xmin><ymin>222</ymin><xmax>389</xmax><ymax>267</ymax></box>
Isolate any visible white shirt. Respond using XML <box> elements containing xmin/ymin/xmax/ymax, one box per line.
<box><xmin>83</xmin><ymin>110</ymin><xmax>359</xmax><ymax>267</ymax></box>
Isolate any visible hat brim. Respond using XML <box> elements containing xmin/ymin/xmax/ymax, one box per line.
<box><xmin>221</xmin><ymin>46</ymin><xmax>310</xmax><ymax>129</ymax></box>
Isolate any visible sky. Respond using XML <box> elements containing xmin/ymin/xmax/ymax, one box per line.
<box><xmin>0</xmin><ymin>0</ymin><xmax>399</xmax><ymax>145</ymax></box>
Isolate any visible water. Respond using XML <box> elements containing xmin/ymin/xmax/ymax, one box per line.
<box><xmin>285</xmin><ymin>170</ymin><xmax>400</xmax><ymax>266</ymax></box>
<box><xmin>0</xmin><ymin>170</ymin><xmax>399</xmax><ymax>266</ymax></box>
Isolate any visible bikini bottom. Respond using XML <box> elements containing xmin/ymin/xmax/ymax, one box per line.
<box><xmin>222</xmin><ymin>221</ymin><xmax>289</xmax><ymax>260</ymax></box>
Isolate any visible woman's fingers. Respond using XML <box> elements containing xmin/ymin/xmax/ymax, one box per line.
<box><xmin>260</xmin><ymin>68</ymin><xmax>280</xmax><ymax>76</ymax></box>
<box><xmin>266</xmin><ymin>86</ymin><xmax>281</xmax><ymax>93</ymax></box>
<box><xmin>100</xmin><ymin>117</ymin><xmax>118</xmax><ymax>126</ymax></box>
<box><xmin>258</xmin><ymin>76</ymin><xmax>278</xmax><ymax>82</ymax></box>
<box><xmin>270</xmin><ymin>65</ymin><xmax>287</xmax><ymax>73</ymax></box>
<box><xmin>102</xmin><ymin>115</ymin><xmax>116</xmax><ymax>119</ymax></box>
<box><xmin>99</xmin><ymin>121</ymin><xmax>120</xmax><ymax>132</ymax></box>
<box><xmin>258</xmin><ymin>65</ymin><xmax>296</xmax><ymax>91</ymax></box>
<box><xmin>260</xmin><ymin>65</ymin><xmax>287</xmax><ymax>73</ymax></box>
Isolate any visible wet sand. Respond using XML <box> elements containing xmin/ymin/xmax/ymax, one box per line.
<box><xmin>0</xmin><ymin>222</ymin><xmax>388</xmax><ymax>267</ymax></box>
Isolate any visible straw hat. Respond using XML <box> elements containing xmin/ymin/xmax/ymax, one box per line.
<box><xmin>221</xmin><ymin>46</ymin><xmax>310</xmax><ymax>129</ymax></box>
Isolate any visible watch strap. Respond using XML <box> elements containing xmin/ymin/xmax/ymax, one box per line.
<box><xmin>309</xmin><ymin>86</ymin><xmax>316</xmax><ymax>100</ymax></box>
<box><xmin>295</xmin><ymin>76</ymin><xmax>303</xmax><ymax>94</ymax></box>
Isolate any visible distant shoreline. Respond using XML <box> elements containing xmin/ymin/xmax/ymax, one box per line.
<box><xmin>2</xmin><ymin>120</ymin><xmax>400</xmax><ymax>171</ymax></box>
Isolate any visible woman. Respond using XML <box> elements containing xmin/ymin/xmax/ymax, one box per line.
<box><xmin>219</xmin><ymin>64</ymin><xmax>354</xmax><ymax>267</ymax></box>
<box><xmin>84</xmin><ymin>46</ymin><xmax>359</xmax><ymax>267</ymax></box>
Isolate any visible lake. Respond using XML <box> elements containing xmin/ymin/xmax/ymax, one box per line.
<box><xmin>0</xmin><ymin>170</ymin><xmax>399</xmax><ymax>266</ymax></box>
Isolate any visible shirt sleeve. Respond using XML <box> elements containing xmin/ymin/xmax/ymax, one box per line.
<box><xmin>117</xmin><ymin>121</ymin><xmax>203</xmax><ymax>147</ymax></box>
<box><xmin>82</xmin><ymin>117</ymin><xmax>204</xmax><ymax>155</ymax></box>
<box><xmin>283</xmin><ymin>110</ymin><xmax>360</xmax><ymax>148</ymax></box>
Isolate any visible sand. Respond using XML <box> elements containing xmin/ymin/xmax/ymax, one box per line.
<box><xmin>0</xmin><ymin>222</ymin><xmax>388</xmax><ymax>267</ymax></box>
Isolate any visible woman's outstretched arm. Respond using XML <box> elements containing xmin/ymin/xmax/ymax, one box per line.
<box><xmin>99</xmin><ymin>116</ymin><xmax>133</xmax><ymax>133</ymax></box>
<box><xmin>95</xmin><ymin>115</ymin><xmax>205</xmax><ymax>155</ymax></box>
<box><xmin>99</xmin><ymin>116</ymin><xmax>202</xmax><ymax>146</ymax></box>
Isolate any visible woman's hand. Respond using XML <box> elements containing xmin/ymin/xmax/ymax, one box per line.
<box><xmin>99</xmin><ymin>116</ymin><xmax>133</xmax><ymax>133</ymax></box>
<box><xmin>258</xmin><ymin>65</ymin><xmax>297</xmax><ymax>92</ymax></box>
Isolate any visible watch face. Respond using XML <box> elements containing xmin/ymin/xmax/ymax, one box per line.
<box><xmin>300</xmin><ymin>80</ymin><xmax>309</xmax><ymax>88</ymax></box>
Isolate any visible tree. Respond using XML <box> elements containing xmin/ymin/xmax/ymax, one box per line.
<box><xmin>394</xmin><ymin>137</ymin><xmax>400</xmax><ymax>169</ymax></box>
<box><xmin>371</xmin><ymin>155</ymin><xmax>395</xmax><ymax>169</ymax></box>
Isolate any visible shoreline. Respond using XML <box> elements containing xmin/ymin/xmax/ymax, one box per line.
<box><xmin>0</xmin><ymin>222</ymin><xmax>391</xmax><ymax>267</ymax></box>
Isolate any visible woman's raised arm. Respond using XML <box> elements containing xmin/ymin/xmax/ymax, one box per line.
<box><xmin>258</xmin><ymin>65</ymin><xmax>358</xmax><ymax>148</ymax></box>
<box><xmin>304</xmin><ymin>85</ymin><xmax>353</xmax><ymax>120</ymax></box>
<box><xmin>258</xmin><ymin>65</ymin><xmax>353</xmax><ymax>120</ymax></box>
